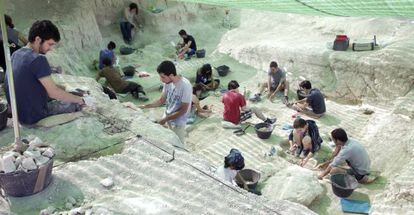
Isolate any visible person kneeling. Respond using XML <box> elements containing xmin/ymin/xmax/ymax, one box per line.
<box><xmin>288</xmin><ymin>118</ymin><xmax>323</xmax><ymax>167</ymax></box>
<box><xmin>96</xmin><ymin>58</ymin><xmax>146</xmax><ymax>100</ymax></box>
<box><xmin>318</xmin><ymin>128</ymin><xmax>375</xmax><ymax>184</ymax></box>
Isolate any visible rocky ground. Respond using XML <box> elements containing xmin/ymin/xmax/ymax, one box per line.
<box><xmin>0</xmin><ymin>0</ymin><xmax>413</xmax><ymax>215</ymax></box>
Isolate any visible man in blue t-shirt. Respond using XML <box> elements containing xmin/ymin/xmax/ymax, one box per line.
<box><xmin>290</xmin><ymin>80</ymin><xmax>326</xmax><ymax>118</ymax></box>
<box><xmin>98</xmin><ymin>41</ymin><xmax>116</xmax><ymax>70</ymax></box>
<box><xmin>5</xmin><ymin>20</ymin><xmax>85</xmax><ymax>125</ymax></box>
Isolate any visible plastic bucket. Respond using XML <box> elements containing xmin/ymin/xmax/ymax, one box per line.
<box><xmin>216</xmin><ymin>65</ymin><xmax>229</xmax><ymax>77</ymax></box>
<box><xmin>254</xmin><ymin>123</ymin><xmax>273</xmax><ymax>139</ymax></box>
<box><xmin>235</xmin><ymin>169</ymin><xmax>261</xmax><ymax>190</ymax></box>
<box><xmin>0</xmin><ymin>103</ymin><xmax>7</xmax><ymax>131</ymax></box>
<box><xmin>196</xmin><ymin>49</ymin><xmax>206</xmax><ymax>58</ymax></box>
<box><xmin>331</xmin><ymin>173</ymin><xmax>358</xmax><ymax>198</ymax></box>
<box><xmin>120</xmin><ymin>47</ymin><xmax>136</xmax><ymax>55</ymax></box>
<box><xmin>0</xmin><ymin>158</ymin><xmax>54</xmax><ymax>197</ymax></box>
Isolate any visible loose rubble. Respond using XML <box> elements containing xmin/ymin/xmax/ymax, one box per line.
<box><xmin>0</xmin><ymin>137</ymin><xmax>55</xmax><ymax>174</ymax></box>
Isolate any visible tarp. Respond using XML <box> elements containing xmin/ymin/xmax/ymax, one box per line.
<box><xmin>176</xmin><ymin>0</ymin><xmax>414</xmax><ymax>19</ymax></box>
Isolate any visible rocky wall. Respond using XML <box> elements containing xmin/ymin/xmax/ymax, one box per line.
<box><xmin>217</xmin><ymin>10</ymin><xmax>414</xmax><ymax>103</ymax></box>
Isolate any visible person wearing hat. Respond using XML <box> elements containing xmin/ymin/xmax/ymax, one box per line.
<box><xmin>215</xmin><ymin>149</ymin><xmax>245</xmax><ymax>186</ymax></box>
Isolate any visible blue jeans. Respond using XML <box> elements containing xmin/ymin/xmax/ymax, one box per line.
<box><xmin>120</xmin><ymin>21</ymin><xmax>133</xmax><ymax>42</ymax></box>
<box><xmin>187</xmin><ymin>48</ymin><xmax>196</xmax><ymax>57</ymax></box>
<box><xmin>47</xmin><ymin>100</ymin><xmax>82</xmax><ymax>116</ymax></box>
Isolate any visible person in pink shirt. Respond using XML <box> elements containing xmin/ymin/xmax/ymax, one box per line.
<box><xmin>222</xmin><ymin>80</ymin><xmax>276</xmax><ymax>128</ymax></box>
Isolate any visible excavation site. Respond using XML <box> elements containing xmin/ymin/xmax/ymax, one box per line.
<box><xmin>0</xmin><ymin>0</ymin><xmax>413</xmax><ymax>214</ymax></box>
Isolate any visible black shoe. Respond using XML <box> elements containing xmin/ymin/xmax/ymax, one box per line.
<box><xmin>283</xmin><ymin>96</ymin><xmax>289</xmax><ymax>104</ymax></box>
<box><xmin>264</xmin><ymin>118</ymin><xmax>277</xmax><ymax>124</ymax></box>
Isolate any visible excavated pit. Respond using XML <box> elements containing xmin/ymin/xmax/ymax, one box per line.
<box><xmin>0</xmin><ymin>0</ymin><xmax>413</xmax><ymax>214</ymax></box>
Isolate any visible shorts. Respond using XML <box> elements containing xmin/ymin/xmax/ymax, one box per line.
<box><xmin>346</xmin><ymin>168</ymin><xmax>368</xmax><ymax>182</ymax></box>
<box><xmin>240</xmin><ymin>110</ymin><xmax>252</xmax><ymax>122</ymax></box>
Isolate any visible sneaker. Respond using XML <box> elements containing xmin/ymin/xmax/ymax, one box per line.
<box><xmin>264</xmin><ymin>118</ymin><xmax>277</xmax><ymax>124</ymax></box>
<box><xmin>138</xmin><ymin>94</ymin><xmax>149</xmax><ymax>102</ymax></box>
<box><xmin>268</xmin><ymin>146</ymin><xmax>277</xmax><ymax>156</ymax></box>
<box><xmin>359</xmin><ymin>175</ymin><xmax>376</xmax><ymax>184</ymax></box>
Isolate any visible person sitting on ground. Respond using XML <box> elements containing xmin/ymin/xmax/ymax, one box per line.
<box><xmin>177</xmin><ymin>29</ymin><xmax>197</xmax><ymax>59</ymax></box>
<box><xmin>120</xmin><ymin>3</ymin><xmax>139</xmax><ymax>44</ymax></box>
<box><xmin>290</xmin><ymin>80</ymin><xmax>326</xmax><ymax>118</ymax></box>
<box><xmin>222</xmin><ymin>80</ymin><xmax>276</xmax><ymax>128</ymax></box>
<box><xmin>98</xmin><ymin>41</ymin><xmax>117</xmax><ymax>70</ymax></box>
<box><xmin>215</xmin><ymin>148</ymin><xmax>245</xmax><ymax>186</ymax></box>
<box><xmin>96</xmin><ymin>58</ymin><xmax>146</xmax><ymax>99</ymax></box>
<box><xmin>0</xmin><ymin>14</ymin><xmax>29</xmax><ymax>71</ymax></box>
<box><xmin>318</xmin><ymin>128</ymin><xmax>375</xmax><ymax>184</ymax></box>
<box><xmin>288</xmin><ymin>118</ymin><xmax>323</xmax><ymax>167</ymax></box>
<box><xmin>0</xmin><ymin>14</ymin><xmax>28</xmax><ymax>47</ymax></box>
<box><xmin>4</xmin><ymin>20</ymin><xmax>85</xmax><ymax>125</ymax></box>
<box><xmin>257</xmin><ymin>61</ymin><xmax>289</xmax><ymax>103</ymax></box>
<box><xmin>191</xmin><ymin>83</ymin><xmax>212</xmax><ymax>119</ymax></box>
<box><xmin>195</xmin><ymin>63</ymin><xmax>220</xmax><ymax>92</ymax></box>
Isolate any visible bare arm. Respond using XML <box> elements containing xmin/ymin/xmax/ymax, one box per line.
<box><xmin>17</xmin><ymin>31</ymin><xmax>28</xmax><ymax>45</ymax></box>
<box><xmin>179</xmin><ymin>41</ymin><xmax>192</xmax><ymax>55</ymax></box>
<box><xmin>274</xmin><ymin>78</ymin><xmax>286</xmax><ymax>93</ymax></box>
<box><xmin>295</xmin><ymin>97</ymin><xmax>308</xmax><ymax>104</ymax></box>
<box><xmin>95</xmin><ymin>73</ymin><xmax>102</xmax><ymax>82</ymax></box>
<box><xmin>39</xmin><ymin>76</ymin><xmax>84</xmax><ymax>105</ymax></box>
<box><xmin>300</xmin><ymin>152</ymin><xmax>314</xmax><ymax>167</ymax></box>
<box><xmin>267</xmin><ymin>76</ymin><xmax>272</xmax><ymax>93</ymax></box>
<box><xmin>193</xmin><ymin>96</ymin><xmax>210</xmax><ymax>114</ymax></box>
<box><xmin>330</xmin><ymin>145</ymin><xmax>341</xmax><ymax>160</ymax></box>
<box><xmin>140</xmin><ymin>93</ymin><xmax>167</xmax><ymax>109</ymax></box>
<box><xmin>318</xmin><ymin>165</ymin><xmax>332</xmax><ymax>179</ymax></box>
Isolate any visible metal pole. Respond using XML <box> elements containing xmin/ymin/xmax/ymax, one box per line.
<box><xmin>0</xmin><ymin>0</ymin><xmax>22</xmax><ymax>147</ymax></box>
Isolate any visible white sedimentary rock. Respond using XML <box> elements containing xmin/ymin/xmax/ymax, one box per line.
<box><xmin>262</xmin><ymin>165</ymin><xmax>324</xmax><ymax>206</ymax></box>
<box><xmin>35</xmin><ymin>156</ymin><xmax>50</xmax><ymax>166</ymax></box>
<box><xmin>100</xmin><ymin>177</ymin><xmax>114</xmax><ymax>188</ymax></box>
<box><xmin>21</xmin><ymin>157</ymin><xmax>37</xmax><ymax>171</ymax></box>
<box><xmin>14</xmin><ymin>156</ymin><xmax>24</xmax><ymax>167</ymax></box>
<box><xmin>23</xmin><ymin>150</ymin><xmax>41</xmax><ymax>159</ymax></box>
<box><xmin>2</xmin><ymin>154</ymin><xmax>16</xmax><ymax>173</ymax></box>
<box><xmin>42</xmin><ymin>148</ymin><xmax>55</xmax><ymax>158</ymax></box>
<box><xmin>39</xmin><ymin>206</ymin><xmax>56</xmax><ymax>215</ymax></box>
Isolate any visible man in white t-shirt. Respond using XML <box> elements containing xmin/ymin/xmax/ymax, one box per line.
<box><xmin>141</xmin><ymin>61</ymin><xmax>192</xmax><ymax>145</ymax></box>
